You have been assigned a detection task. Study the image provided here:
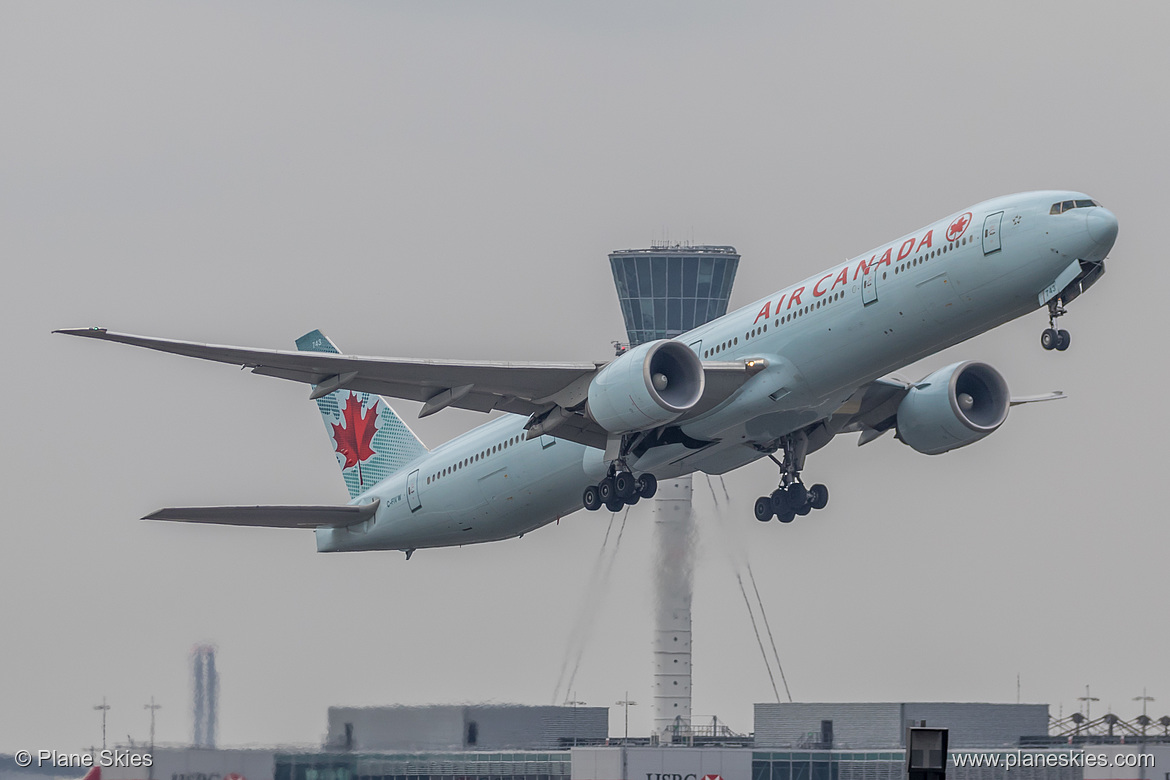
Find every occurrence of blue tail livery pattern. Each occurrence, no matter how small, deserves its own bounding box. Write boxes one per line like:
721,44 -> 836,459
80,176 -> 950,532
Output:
295,330 -> 428,499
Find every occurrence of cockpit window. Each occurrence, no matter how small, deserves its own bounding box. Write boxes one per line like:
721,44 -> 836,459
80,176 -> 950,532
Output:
1050,199 -> 1100,214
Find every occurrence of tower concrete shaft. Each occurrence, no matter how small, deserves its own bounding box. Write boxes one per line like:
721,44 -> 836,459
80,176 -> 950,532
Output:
608,243 -> 739,741
652,475 -> 695,738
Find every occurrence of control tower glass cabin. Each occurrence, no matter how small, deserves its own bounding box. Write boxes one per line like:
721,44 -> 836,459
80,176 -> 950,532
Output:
609,244 -> 740,348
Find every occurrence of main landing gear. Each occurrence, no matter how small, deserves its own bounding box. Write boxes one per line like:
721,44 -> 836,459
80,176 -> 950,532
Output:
1041,297 -> 1071,352
583,470 -> 657,513
753,432 -> 829,524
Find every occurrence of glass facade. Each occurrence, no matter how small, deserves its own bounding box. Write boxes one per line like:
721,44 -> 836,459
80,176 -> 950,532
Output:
276,752 -> 571,780
276,748 -> 1081,780
751,751 -> 1081,780
609,245 -> 740,347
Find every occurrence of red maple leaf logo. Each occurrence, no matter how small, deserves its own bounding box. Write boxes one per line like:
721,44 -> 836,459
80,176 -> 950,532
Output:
332,393 -> 379,485
947,212 -> 972,242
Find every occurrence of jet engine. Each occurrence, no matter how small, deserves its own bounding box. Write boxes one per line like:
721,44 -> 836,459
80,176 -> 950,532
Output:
896,361 -> 1010,455
586,339 -> 705,433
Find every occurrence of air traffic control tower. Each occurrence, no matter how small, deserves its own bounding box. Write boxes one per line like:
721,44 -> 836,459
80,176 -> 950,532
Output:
607,243 -> 740,740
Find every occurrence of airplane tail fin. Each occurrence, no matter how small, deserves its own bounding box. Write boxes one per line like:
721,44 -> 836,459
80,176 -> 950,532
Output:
296,330 -> 428,499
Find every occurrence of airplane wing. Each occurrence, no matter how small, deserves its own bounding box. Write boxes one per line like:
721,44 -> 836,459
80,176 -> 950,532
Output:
1009,391 -> 1066,406
144,501 -> 379,528
55,328 -> 760,449
830,377 -> 1065,446
56,327 -> 602,416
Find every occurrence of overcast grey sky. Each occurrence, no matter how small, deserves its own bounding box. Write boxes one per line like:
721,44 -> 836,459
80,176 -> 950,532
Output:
2,0 -> 1167,752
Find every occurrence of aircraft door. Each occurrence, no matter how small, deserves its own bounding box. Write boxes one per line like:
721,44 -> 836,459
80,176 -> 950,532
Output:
407,468 -> 422,511
861,266 -> 878,305
689,339 -> 703,356
982,211 -> 1003,254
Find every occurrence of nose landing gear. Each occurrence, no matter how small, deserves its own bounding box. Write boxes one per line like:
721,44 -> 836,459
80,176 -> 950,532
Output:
754,432 -> 829,523
1041,298 -> 1071,351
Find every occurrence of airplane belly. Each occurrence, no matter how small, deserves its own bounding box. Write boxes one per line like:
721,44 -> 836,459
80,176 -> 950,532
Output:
464,448 -> 589,543
476,466 -> 512,516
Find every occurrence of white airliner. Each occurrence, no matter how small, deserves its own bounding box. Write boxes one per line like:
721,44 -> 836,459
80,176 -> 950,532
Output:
58,191 -> 1117,557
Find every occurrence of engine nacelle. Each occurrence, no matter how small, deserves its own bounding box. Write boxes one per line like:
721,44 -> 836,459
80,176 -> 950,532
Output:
587,340 -> 705,433
896,361 -> 1010,455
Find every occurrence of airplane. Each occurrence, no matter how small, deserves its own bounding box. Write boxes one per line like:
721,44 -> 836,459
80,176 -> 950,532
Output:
56,190 -> 1117,558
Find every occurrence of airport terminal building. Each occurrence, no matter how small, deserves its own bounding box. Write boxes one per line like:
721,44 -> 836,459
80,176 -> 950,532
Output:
54,703 -> 1166,780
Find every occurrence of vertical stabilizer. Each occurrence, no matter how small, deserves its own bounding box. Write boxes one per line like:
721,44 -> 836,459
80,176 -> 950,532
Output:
296,330 -> 428,499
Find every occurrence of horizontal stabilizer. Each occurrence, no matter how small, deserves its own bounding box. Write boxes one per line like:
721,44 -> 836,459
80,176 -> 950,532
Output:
144,501 -> 379,528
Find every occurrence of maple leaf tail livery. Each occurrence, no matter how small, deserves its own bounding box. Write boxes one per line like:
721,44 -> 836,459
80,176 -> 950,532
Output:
55,190 -> 1118,557
295,329 -> 428,499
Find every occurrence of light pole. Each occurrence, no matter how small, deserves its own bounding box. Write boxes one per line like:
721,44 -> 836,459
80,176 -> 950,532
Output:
94,697 -> 111,750
1134,689 -> 1154,737
615,692 -> 638,743
564,696 -> 586,747
144,697 -> 161,780
145,697 -> 161,749
1078,685 -> 1100,725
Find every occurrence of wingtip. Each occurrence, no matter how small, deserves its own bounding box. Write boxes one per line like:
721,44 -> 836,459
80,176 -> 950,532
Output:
53,326 -> 108,337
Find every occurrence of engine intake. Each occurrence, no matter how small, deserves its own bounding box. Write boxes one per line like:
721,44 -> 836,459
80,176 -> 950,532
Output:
587,340 -> 705,433
896,361 -> 1010,455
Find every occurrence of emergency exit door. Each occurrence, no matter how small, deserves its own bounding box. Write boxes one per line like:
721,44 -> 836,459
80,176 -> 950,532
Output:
407,469 -> 421,511
983,211 -> 1003,254
862,267 -> 878,305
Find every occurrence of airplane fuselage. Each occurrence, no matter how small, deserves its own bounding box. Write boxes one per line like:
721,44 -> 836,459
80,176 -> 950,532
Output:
316,191 -> 1116,553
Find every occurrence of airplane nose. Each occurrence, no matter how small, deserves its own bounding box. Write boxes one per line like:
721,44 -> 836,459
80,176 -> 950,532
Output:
1086,207 -> 1119,250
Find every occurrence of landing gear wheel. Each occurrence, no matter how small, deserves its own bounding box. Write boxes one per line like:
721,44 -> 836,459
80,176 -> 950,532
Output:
614,471 -> 637,500
604,499 -> 624,513
625,492 -> 640,506
770,489 -> 789,515
1041,328 -> 1057,350
754,496 -> 774,522
598,476 -> 615,503
636,473 -> 658,499
1055,329 -> 1071,351
808,484 -> 829,511
760,430 -> 826,525
786,482 -> 808,506
582,485 -> 602,512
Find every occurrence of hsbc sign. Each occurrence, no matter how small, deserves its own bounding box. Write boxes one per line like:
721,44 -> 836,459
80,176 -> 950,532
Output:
596,746 -> 747,780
